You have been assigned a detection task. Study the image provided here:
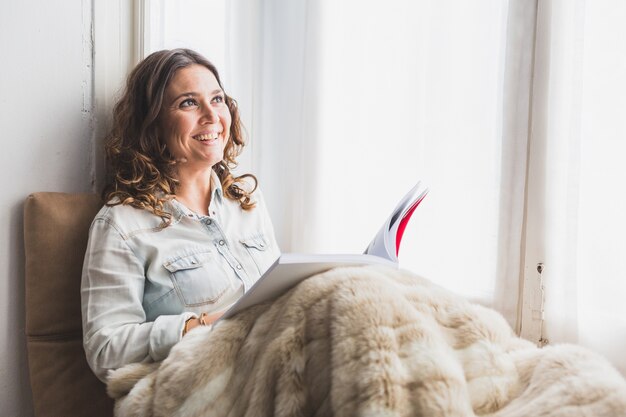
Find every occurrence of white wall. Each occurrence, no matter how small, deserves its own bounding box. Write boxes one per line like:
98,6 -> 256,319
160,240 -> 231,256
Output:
0,1 -> 95,415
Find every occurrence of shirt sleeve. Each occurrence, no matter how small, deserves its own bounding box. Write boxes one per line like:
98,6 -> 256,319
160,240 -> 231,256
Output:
81,217 -> 196,382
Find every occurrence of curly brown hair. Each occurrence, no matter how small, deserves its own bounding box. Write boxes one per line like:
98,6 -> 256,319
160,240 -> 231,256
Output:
102,49 -> 257,225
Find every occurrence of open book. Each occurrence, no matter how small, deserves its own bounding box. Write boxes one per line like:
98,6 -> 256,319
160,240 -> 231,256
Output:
221,181 -> 429,320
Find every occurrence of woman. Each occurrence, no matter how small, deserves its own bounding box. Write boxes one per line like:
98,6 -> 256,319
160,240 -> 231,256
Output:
81,49 -> 280,382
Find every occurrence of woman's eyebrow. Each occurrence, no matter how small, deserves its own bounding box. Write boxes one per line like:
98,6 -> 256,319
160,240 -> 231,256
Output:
171,89 -> 224,103
171,92 -> 197,103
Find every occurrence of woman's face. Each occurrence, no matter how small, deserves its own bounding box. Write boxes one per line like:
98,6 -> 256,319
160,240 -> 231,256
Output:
159,64 -> 232,170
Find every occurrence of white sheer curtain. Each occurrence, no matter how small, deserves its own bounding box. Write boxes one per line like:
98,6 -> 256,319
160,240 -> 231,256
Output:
528,0 -> 626,374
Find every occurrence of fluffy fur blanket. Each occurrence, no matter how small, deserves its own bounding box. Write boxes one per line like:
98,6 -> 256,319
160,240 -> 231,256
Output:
108,266 -> 626,417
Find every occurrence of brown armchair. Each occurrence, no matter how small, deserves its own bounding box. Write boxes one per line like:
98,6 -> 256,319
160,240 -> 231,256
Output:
24,192 -> 113,417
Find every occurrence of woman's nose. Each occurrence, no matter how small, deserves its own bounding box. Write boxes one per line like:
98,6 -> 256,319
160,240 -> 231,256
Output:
200,104 -> 219,124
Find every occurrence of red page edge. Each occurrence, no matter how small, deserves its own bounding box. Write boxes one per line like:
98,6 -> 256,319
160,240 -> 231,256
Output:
395,192 -> 427,256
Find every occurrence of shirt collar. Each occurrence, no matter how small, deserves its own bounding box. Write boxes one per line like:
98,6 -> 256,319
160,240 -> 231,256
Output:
210,170 -> 224,203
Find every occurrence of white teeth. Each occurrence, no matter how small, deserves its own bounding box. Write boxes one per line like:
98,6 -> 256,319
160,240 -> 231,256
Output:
193,133 -> 219,141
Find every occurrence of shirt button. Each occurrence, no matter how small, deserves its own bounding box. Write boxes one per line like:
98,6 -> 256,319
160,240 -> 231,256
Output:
236,264 -> 242,270
206,219 -> 212,225
191,260 -> 197,265
259,243 -> 265,248
219,240 -> 225,246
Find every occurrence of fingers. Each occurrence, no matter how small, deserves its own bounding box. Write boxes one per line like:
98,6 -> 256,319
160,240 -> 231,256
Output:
204,310 -> 224,324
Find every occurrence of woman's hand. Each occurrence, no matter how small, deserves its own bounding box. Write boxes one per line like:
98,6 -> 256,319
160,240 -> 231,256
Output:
183,311 -> 224,336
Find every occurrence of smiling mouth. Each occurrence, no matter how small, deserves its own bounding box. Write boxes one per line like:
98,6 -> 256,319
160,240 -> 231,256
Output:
192,132 -> 220,142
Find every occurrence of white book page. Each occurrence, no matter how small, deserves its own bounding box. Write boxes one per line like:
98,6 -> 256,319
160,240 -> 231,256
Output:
221,253 -> 395,320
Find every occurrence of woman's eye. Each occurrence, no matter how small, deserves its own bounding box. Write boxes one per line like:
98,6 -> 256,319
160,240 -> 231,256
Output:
180,98 -> 198,108
212,95 -> 225,103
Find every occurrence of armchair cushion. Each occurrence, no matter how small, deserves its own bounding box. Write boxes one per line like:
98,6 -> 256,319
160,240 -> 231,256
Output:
24,192 -> 113,417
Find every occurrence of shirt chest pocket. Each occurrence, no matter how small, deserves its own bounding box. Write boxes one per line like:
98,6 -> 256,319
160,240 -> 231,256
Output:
163,250 -> 233,307
239,234 -> 277,275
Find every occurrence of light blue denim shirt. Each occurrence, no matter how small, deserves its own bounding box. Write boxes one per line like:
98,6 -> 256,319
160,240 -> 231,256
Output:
81,174 -> 280,382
